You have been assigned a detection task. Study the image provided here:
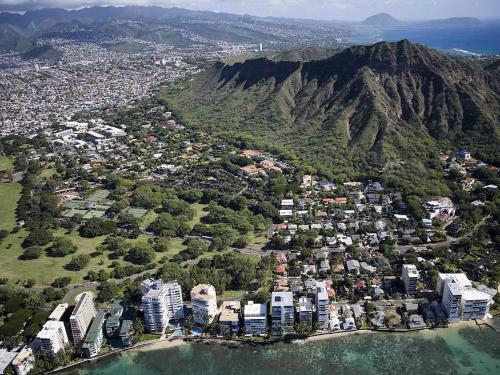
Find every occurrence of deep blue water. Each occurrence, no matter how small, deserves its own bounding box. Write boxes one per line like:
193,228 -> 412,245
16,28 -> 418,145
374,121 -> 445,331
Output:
350,21 -> 500,55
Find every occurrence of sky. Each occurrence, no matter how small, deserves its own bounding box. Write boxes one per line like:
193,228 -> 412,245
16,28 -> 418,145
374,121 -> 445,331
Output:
1,0 -> 500,21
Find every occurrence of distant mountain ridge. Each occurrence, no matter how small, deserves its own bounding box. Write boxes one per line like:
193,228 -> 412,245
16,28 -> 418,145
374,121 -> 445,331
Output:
0,6 -> 293,52
165,40 -> 500,189
362,13 -> 401,26
361,13 -> 482,27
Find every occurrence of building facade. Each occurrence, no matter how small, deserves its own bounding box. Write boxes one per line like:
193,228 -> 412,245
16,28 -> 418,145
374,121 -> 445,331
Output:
37,321 -> 69,357
402,264 -> 419,295
316,281 -> 330,330
244,301 -> 267,335
440,273 -> 494,321
70,292 -> 96,345
271,292 -> 294,335
143,285 -> 169,332
141,279 -> 184,333
298,297 -> 313,326
219,301 -> 240,336
81,311 -> 106,358
191,284 -> 218,325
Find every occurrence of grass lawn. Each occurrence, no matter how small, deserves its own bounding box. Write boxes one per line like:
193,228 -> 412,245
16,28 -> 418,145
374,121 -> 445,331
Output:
221,290 -> 246,300
0,228 -> 110,286
0,156 -> 13,172
246,231 -> 267,251
63,285 -> 98,304
0,196 -> 204,285
139,210 -> 158,230
188,203 -> 208,228
0,183 -> 22,231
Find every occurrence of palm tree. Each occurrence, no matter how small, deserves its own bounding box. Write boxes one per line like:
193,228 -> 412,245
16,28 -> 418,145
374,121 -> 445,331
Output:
183,315 -> 193,336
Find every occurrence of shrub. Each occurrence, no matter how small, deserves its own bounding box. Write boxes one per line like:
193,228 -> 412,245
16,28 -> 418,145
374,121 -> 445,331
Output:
51,276 -> 72,288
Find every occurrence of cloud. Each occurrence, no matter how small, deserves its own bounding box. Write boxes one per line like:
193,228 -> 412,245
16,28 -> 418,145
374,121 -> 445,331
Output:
0,0 -> 499,20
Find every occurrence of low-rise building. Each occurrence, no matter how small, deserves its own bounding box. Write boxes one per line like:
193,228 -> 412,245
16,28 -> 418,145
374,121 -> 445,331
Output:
0,349 -> 17,375
244,301 -> 267,336
11,340 -> 40,375
343,317 -> 356,330
219,301 -> 240,336
298,297 -> 313,326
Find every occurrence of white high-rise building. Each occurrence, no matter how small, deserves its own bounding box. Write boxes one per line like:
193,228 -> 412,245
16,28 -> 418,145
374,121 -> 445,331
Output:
440,273 -> 494,321
244,301 -> 268,335
142,285 -> 169,332
402,264 -> 419,294
37,321 -> 69,357
141,279 -> 184,333
70,292 -> 96,345
298,297 -> 313,325
164,281 -> 184,320
316,281 -> 330,329
442,277 -> 463,322
191,284 -> 218,325
271,292 -> 294,334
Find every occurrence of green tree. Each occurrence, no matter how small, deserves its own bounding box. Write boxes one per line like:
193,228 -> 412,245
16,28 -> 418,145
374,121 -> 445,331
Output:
20,246 -> 43,260
22,228 -> 53,248
65,254 -> 91,271
126,242 -> 155,265
46,237 -> 77,257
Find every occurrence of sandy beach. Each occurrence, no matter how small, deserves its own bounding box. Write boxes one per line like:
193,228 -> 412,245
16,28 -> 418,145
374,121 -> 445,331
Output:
131,338 -> 188,352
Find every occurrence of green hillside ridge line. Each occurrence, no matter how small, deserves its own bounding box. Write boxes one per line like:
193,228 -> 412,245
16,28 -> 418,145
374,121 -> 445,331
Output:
163,40 -> 499,194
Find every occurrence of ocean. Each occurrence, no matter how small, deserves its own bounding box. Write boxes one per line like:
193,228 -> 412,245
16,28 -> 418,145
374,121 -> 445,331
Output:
62,318 -> 500,375
348,21 -> 500,56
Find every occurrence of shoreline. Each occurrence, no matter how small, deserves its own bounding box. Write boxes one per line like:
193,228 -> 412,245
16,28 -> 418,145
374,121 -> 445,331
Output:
53,317 -> 497,373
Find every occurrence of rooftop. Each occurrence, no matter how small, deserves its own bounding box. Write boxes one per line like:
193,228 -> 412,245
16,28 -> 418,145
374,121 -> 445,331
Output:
71,292 -> 94,317
82,311 -> 106,345
191,284 -> 216,301
219,301 -> 240,322
48,303 -> 68,321
244,301 -> 267,318
403,264 -> 419,277
272,292 -> 293,307
37,320 -> 65,340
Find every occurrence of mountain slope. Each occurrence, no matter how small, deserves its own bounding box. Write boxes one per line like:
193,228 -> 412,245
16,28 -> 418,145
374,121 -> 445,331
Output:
164,40 -> 500,190
0,5 -> 347,51
362,13 -> 401,26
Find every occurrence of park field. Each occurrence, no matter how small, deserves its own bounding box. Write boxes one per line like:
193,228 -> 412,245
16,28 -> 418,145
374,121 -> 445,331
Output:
0,183 -> 22,231
0,228 -> 187,286
0,202 -> 192,286
0,155 -> 13,173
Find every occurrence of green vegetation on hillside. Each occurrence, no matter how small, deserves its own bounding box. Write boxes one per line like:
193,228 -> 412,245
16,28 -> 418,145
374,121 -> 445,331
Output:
163,40 -> 500,196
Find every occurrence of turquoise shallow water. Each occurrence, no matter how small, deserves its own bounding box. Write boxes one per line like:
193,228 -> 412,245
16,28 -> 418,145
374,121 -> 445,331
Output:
63,318 -> 500,375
